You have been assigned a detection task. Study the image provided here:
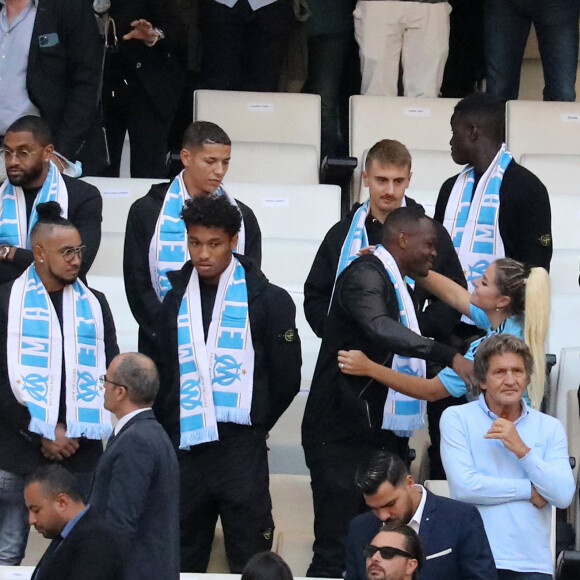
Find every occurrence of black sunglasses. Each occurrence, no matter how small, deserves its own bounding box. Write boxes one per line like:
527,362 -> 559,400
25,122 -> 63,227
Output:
363,545 -> 412,560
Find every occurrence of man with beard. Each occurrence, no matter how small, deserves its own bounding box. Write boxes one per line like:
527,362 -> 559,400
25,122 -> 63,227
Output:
346,451 -> 497,580
0,116 -> 102,285
365,526 -> 423,580
0,202 -> 118,566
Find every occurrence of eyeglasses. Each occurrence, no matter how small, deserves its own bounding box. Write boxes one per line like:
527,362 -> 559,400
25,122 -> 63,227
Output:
363,545 -> 413,560
0,148 -> 42,162
98,375 -> 127,390
59,245 -> 86,262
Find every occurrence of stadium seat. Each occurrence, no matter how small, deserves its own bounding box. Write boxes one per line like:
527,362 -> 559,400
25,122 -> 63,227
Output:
505,101 -> 580,196
349,96 -> 460,204
194,90 -> 321,185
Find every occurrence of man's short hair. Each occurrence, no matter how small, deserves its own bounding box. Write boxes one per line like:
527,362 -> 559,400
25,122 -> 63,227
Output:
114,353 -> 159,406
377,525 -> 424,574
355,451 -> 409,495
382,205 -> 428,246
182,121 -> 231,150
181,194 -> 241,238
452,93 -> 505,142
6,115 -> 53,147
25,465 -> 84,503
365,139 -> 412,171
30,202 -> 77,245
474,334 -> 534,386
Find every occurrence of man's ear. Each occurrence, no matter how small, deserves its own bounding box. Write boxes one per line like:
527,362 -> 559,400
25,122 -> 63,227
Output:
33,244 -> 45,264
406,558 -> 419,577
469,124 -> 479,141
180,148 -> 190,168
362,169 -> 369,188
398,231 -> 409,249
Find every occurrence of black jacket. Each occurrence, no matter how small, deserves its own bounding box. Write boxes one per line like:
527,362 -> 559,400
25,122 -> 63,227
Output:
154,254 -> 301,447
89,410 -> 180,580
435,159 -> 552,271
304,197 -> 466,340
0,281 -> 119,475
32,506 -> 126,580
106,0 -> 186,119
21,0 -> 102,161
302,254 -> 458,446
124,181 -> 262,356
0,176 -> 102,285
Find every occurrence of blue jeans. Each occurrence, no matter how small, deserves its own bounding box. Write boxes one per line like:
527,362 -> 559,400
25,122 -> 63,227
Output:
497,571 -> 552,580
0,470 -> 29,565
485,0 -> 579,101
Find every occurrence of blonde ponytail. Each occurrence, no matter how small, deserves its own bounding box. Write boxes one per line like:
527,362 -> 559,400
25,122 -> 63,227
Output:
523,267 -> 551,409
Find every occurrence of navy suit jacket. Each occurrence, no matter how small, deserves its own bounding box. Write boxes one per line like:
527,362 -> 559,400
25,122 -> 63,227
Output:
89,409 -> 180,580
346,489 -> 498,580
32,506 -> 125,580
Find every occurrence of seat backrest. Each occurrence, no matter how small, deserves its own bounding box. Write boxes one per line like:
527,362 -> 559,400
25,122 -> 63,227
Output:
506,100 -> 580,164
423,479 -> 451,497
350,96 -> 460,204
194,89 -> 321,157
223,142 -> 319,185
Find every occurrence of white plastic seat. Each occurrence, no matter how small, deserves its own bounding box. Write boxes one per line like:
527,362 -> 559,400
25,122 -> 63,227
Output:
506,101 -> 580,199
194,89 -> 321,185
223,182 -> 341,386
349,96 -> 460,204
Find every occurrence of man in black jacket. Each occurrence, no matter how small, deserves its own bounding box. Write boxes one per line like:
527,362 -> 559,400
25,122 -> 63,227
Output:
435,93 -> 552,276
0,202 -> 118,566
26,465 -> 125,580
304,139 -> 467,483
155,193 -> 300,573
102,0 -> 186,177
0,116 -> 102,285
302,207 -> 472,578
124,121 -> 261,359
0,0 -> 101,173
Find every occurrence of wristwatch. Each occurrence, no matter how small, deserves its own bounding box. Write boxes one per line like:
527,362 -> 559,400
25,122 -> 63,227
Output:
0,246 -> 10,262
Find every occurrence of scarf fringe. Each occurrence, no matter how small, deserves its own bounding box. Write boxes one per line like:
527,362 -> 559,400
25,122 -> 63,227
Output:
67,422 -> 113,440
179,426 -> 219,450
29,417 -> 56,441
215,407 -> 252,425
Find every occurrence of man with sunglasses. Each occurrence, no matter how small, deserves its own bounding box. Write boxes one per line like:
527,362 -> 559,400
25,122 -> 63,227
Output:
0,201 -> 118,566
365,526 -> 423,580
90,353 -> 179,580
346,451 -> 497,580
0,116 -> 102,285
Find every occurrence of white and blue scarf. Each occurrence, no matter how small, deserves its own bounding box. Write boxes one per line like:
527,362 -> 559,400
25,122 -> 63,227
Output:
149,172 -> 246,300
0,161 -> 69,248
7,266 -> 111,441
444,144 -> 512,296
373,245 -> 426,437
177,256 -> 254,449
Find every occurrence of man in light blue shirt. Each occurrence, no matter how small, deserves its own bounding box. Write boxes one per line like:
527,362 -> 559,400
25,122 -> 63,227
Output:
441,334 -> 575,579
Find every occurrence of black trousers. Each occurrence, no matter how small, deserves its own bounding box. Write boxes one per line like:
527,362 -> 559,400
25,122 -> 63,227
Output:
303,433 -> 409,578
102,74 -> 170,178
179,427 -> 274,573
198,0 -> 294,91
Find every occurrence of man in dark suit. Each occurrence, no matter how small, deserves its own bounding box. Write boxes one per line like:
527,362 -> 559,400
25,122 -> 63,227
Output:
0,0 -> 102,174
89,352 -> 180,580
346,451 -> 497,580
101,0 -> 185,177
25,464 -> 125,580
